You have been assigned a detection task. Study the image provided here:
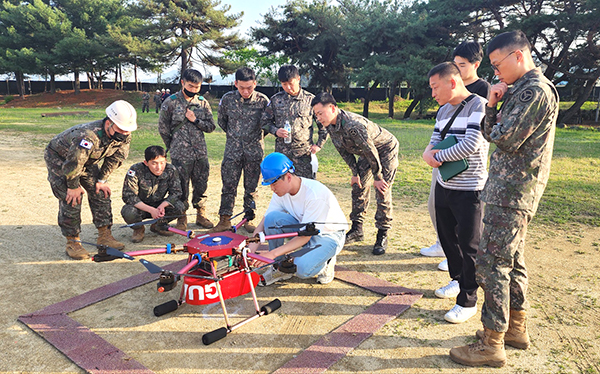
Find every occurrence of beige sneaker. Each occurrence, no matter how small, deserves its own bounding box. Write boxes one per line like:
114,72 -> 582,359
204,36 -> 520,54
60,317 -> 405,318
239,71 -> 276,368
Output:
317,256 -> 336,284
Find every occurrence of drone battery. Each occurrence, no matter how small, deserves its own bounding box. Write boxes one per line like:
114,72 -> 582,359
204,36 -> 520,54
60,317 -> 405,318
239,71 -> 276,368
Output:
197,256 -> 237,276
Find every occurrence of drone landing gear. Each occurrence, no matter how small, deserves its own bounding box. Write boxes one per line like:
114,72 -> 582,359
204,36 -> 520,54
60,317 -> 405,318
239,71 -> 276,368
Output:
202,298 -> 282,345
154,300 -> 180,316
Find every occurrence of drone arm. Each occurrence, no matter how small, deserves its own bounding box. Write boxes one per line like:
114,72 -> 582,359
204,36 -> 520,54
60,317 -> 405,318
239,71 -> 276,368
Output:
167,227 -> 193,238
124,245 -> 180,257
246,252 -> 275,264
178,255 -> 201,274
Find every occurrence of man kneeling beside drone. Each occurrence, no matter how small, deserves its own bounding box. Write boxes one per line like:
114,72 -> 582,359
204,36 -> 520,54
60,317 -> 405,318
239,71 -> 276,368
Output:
248,152 -> 347,285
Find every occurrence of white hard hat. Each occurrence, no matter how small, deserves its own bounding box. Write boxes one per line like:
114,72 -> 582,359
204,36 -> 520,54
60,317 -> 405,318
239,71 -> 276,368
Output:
161,88 -> 165,92
156,89 -> 160,93
106,100 -> 137,132
166,88 -> 170,92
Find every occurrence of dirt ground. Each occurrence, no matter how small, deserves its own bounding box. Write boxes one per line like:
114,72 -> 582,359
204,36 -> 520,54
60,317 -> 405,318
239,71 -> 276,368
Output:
1,106 -> 600,373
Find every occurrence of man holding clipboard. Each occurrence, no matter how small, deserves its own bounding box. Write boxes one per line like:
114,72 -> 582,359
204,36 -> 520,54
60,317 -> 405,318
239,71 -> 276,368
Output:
422,62 -> 489,324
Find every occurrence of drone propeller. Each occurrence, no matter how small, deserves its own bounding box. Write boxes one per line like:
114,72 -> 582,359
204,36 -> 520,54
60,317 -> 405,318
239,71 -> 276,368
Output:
139,258 -> 219,281
230,201 -> 256,221
119,214 -> 193,228
268,222 -> 347,229
74,240 -> 135,262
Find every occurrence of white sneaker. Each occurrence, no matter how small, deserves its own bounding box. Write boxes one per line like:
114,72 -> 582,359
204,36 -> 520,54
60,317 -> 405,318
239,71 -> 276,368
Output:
259,266 -> 293,286
444,304 -> 477,323
438,258 -> 449,272
420,242 -> 445,257
316,256 -> 336,284
435,280 -> 460,299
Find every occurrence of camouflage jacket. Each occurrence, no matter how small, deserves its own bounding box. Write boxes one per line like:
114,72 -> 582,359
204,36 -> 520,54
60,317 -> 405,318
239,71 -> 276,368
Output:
45,120 -> 131,189
142,93 -> 150,102
481,68 -> 559,211
261,88 -> 327,158
153,94 -> 162,105
218,90 -> 269,160
122,162 -> 182,207
158,91 -> 215,160
326,109 -> 398,181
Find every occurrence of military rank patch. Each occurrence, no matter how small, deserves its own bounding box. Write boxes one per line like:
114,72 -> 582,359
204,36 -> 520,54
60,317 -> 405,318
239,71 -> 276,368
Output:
127,169 -> 136,177
79,139 -> 93,149
519,89 -> 534,103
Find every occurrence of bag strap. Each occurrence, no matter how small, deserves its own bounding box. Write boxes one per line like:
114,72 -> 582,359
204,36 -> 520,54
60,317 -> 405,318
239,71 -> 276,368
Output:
440,94 -> 475,140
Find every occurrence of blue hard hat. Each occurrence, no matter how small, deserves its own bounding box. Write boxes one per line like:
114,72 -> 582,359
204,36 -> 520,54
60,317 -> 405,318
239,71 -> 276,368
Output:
261,152 -> 295,185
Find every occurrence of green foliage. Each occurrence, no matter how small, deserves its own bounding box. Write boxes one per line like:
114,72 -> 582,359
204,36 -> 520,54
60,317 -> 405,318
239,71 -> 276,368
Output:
251,0 -> 346,91
220,47 -> 289,85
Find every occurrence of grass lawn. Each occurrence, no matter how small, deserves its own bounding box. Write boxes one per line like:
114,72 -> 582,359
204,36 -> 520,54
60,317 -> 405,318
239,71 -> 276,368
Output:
1,100 -> 599,227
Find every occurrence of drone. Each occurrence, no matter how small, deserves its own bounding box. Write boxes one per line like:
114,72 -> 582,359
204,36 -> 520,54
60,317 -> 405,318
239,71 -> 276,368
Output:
90,208 -> 321,345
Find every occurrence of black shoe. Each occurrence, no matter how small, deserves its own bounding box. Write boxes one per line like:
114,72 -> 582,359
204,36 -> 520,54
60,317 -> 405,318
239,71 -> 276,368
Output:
372,229 -> 388,255
345,221 -> 364,244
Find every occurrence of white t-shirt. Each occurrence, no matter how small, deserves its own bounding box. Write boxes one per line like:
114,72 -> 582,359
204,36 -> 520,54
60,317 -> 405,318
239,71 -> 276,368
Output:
265,178 -> 348,233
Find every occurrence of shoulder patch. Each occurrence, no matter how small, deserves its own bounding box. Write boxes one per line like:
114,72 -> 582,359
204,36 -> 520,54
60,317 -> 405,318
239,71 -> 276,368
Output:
127,169 -> 136,177
519,89 -> 534,103
79,139 -> 93,150
170,94 -> 177,99
198,96 -> 205,101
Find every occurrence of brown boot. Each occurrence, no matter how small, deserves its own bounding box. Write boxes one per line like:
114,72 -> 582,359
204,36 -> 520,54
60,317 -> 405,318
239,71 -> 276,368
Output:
131,226 -> 145,243
209,215 -> 232,233
175,215 -> 187,231
196,207 -> 214,228
450,327 -> 506,367
476,309 -> 530,349
243,220 -> 256,233
66,236 -> 90,260
150,223 -> 175,236
97,225 -> 125,250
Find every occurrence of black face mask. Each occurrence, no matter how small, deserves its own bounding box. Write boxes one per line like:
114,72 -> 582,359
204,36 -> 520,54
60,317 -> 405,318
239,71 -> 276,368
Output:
109,124 -> 128,142
183,88 -> 198,98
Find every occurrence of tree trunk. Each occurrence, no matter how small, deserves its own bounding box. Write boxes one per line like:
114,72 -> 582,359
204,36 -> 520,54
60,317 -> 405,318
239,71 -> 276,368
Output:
403,94 -> 423,119
119,64 -> 123,91
388,81 -> 397,119
50,73 -> 56,94
114,65 -> 119,89
134,60 -> 139,91
559,76 -> 600,125
181,48 -> 189,77
74,68 -> 80,95
15,71 -> 25,98
362,80 -> 379,118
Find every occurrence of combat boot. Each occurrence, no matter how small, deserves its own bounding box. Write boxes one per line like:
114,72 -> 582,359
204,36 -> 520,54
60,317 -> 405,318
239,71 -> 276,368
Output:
175,215 -> 187,231
372,229 -> 388,255
97,225 -> 125,250
196,207 -> 214,228
66,236 -> 90,260
450,327 -> 506,367
209,215 -> 232,233
345,221 -> 364,244
150,222 -> 175,236
131,226 -> 145,243
476,309 -> 530,349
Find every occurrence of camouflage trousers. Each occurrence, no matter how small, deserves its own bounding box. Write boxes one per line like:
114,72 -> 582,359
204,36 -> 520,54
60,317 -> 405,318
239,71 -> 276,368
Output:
476,204 -> 532,332
155,103 -> 160,113
350,143 -> 399,230
219,155 -> 261,216
45,155 -> 112,237
172,156 -> 209,211
142,101 -> 150,113
121,200 -> 186,224
289,153 -> 313,179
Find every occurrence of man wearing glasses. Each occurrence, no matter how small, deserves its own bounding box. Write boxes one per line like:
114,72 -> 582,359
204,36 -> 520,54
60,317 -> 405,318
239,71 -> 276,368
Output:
450,30 -> 559,367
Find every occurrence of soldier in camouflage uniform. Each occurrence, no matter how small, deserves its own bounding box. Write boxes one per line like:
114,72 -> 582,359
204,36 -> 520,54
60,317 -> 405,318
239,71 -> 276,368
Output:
210,67 -> 269,233
261,65 -> 327,178
158,68 -> 216,230
141,91 -> 150,113
44,100 -> 138,260
153,90 -> 162,113
450,30 -> 559,368
311,92 -> 399,256
121,145 -> 185,242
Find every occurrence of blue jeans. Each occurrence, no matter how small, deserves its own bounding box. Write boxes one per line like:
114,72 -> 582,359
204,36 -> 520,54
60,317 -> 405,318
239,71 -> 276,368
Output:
264,211 -> 345,278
